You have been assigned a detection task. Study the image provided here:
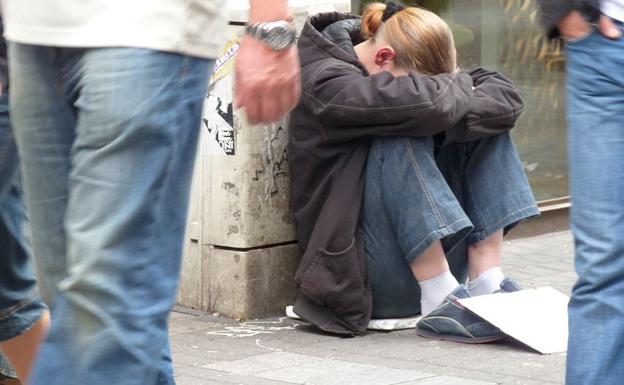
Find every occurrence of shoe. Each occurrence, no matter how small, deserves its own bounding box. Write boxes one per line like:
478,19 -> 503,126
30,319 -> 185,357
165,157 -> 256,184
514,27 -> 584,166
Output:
496,277 -> 523,293
416,285 -> 507,344
0,373 -> 21,385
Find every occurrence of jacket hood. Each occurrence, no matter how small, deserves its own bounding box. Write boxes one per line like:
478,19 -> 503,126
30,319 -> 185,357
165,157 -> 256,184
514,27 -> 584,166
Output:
298,12 -> 367,72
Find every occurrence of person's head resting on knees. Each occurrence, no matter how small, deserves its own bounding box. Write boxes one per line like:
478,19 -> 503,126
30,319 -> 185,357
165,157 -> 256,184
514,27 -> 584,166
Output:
354,2 -> 457,77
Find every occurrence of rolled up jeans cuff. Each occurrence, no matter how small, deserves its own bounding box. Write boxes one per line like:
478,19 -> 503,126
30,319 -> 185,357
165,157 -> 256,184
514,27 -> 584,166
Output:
466,204 -> 540,244
404,217 -> 474,265
0,294 -> 47,342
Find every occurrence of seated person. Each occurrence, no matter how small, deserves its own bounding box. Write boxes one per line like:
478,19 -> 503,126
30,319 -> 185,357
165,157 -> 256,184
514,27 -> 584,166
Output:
288,2 -> 538,343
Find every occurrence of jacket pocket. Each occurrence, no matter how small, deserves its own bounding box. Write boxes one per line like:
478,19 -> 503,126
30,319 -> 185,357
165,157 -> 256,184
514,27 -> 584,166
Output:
299,238 -> 369,324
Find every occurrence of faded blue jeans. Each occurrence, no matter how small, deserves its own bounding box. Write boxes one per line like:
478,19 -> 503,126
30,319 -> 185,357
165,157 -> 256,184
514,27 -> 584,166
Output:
565,25 -> 624,385
9,44 -> 213,385
0,90 -> 46,379
362,134 -> 539,318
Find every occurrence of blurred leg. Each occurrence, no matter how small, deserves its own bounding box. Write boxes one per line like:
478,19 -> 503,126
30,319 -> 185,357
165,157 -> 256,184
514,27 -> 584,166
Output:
565,31 -> 624,385
0,88 -> 48,383
12,44 -> 212,385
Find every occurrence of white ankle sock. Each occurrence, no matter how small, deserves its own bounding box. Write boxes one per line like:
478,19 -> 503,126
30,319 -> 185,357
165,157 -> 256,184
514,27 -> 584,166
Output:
419,270 -> 459,316
468,266 -> 505,296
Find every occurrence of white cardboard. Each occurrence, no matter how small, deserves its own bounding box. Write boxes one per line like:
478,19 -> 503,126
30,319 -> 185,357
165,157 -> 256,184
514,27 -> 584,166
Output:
366,316 -> 421,331
458,287 -> 569,354
285,306 -> 421,331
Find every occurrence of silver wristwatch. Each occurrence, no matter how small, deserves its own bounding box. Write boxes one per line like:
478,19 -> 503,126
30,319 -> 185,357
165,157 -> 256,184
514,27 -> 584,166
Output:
245,20 -> 296,51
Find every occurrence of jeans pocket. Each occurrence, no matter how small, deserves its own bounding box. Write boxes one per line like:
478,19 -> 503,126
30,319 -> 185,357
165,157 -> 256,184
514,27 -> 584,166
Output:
299,239 -> 369,322
565,30 -> 595,45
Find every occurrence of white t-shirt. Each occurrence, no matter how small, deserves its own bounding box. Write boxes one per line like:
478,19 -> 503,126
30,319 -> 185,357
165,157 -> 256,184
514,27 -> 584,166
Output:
603,0 -> 624,22
2,0 -> 227,59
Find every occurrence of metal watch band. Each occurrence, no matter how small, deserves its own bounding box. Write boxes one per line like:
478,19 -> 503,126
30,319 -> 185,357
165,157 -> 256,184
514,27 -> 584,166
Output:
245,20 -> 296,51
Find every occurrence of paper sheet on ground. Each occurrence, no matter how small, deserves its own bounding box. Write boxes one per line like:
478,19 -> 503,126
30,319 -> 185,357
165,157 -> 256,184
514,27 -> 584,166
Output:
458,287 -> 569,354
285,306 -> 421,331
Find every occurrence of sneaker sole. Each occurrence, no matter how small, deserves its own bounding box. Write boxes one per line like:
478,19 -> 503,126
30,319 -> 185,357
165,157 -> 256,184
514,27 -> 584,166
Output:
416,327 -> 507,344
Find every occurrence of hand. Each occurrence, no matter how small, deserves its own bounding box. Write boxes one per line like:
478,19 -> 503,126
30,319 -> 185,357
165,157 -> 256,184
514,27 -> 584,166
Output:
598,14 -> 622,39
559,11 -> 622,40
234,36 -> 301,125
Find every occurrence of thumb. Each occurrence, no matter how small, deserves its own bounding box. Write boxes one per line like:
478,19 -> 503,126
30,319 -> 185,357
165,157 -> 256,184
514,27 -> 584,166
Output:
599,15 -> 622,39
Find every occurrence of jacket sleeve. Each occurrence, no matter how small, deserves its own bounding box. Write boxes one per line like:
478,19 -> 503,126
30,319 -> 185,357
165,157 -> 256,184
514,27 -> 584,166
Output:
304,62 -> 474,143
442,68 -> 525,144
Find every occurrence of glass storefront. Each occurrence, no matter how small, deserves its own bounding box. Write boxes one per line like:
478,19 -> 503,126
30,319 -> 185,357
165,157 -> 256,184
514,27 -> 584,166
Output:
357,0 -> 569,201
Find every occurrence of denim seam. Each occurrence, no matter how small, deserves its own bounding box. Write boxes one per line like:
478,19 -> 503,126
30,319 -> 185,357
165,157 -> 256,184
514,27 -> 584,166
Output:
468,204 -> 539,243
0,303 -> 44,342
404,217 -> 472,265
84,54 -> 190,378
0,290 -> 38,320
134,56 -> 189,374
461,144 -> 492,237
404,138 -> 445,227
64,53 -> 191,373
138,57 -> 187,294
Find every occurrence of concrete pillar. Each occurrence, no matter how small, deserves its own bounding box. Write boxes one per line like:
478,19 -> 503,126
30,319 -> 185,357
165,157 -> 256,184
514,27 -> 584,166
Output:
178,0 -> 352,320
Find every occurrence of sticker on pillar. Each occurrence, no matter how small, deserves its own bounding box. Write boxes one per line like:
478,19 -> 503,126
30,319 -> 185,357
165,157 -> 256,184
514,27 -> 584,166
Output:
209,38 -> 240,86
203,94 -> 236,156
204,44 -> 237,157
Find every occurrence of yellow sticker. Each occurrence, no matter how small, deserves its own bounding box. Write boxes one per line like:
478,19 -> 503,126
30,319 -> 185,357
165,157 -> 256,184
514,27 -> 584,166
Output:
210,38 -> 241,85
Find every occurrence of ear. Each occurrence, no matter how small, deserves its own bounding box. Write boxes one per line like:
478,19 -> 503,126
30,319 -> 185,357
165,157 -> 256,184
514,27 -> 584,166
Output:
374,46 -> 396,67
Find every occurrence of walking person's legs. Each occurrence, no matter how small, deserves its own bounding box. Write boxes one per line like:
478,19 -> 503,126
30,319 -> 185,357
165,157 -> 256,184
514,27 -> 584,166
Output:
565,30 -> 624,385
0,89 -> 49,384
10,44 -> 213,385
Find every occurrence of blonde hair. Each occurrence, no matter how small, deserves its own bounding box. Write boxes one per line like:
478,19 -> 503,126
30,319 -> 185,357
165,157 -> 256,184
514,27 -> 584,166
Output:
361,3 -> 457,75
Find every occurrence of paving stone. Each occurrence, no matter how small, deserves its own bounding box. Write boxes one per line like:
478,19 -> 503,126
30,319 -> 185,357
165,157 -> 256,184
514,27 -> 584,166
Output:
175,374 -> 225,385
255,357 -> 432,385
282,347 -> 508,383
201,352 -> 322,376
418,346 -> 565,383
495,377 -> 563,385
302,333 -> 462,362
176,370 -> 299,385
171,230 -> 575,385
395,375 -> 496,385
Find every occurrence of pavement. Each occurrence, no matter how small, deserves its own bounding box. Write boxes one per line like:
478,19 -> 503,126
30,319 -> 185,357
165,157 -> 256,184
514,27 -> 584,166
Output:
170,230 -> 576,385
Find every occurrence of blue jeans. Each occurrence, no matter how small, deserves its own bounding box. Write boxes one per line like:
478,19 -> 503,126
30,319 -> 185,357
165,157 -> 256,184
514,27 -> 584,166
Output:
0,91 -> 46,378
565,27 -> 624,385
362,134 -> 538,318
9,44 -> 213,385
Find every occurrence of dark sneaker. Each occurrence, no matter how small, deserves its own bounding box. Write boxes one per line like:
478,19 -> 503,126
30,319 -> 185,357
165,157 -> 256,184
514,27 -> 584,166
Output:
416,285 -> 507,344
496,277 -> 523,293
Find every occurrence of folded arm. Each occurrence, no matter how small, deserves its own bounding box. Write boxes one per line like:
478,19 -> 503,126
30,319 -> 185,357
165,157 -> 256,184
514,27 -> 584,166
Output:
442,68 -> 525,144
304,62 -> 474,143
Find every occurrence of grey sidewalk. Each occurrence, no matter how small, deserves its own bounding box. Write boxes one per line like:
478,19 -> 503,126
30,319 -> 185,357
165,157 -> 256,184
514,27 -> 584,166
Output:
171,230 -> 575,385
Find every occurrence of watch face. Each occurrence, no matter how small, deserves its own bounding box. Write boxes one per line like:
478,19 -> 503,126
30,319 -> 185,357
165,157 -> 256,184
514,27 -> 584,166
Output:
263,24 -> 295,51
